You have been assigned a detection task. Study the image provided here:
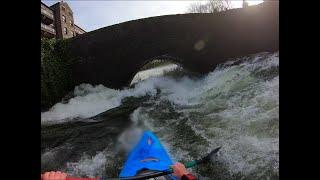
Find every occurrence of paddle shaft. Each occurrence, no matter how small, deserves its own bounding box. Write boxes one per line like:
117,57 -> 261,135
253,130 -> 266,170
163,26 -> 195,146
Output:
119,161 -> 198,180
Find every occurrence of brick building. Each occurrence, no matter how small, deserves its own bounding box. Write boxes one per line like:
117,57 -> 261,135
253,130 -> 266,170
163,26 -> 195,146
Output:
41,1 -> 86,39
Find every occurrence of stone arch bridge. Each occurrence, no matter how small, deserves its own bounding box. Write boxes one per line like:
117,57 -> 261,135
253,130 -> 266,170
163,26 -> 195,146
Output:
67,1 -> 278,89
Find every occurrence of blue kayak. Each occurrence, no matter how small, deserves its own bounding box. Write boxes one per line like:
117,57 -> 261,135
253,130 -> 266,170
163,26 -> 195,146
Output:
119,131 -> 176,179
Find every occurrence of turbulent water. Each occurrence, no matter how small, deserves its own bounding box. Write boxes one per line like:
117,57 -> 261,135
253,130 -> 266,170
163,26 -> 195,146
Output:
130,64 -> 179,85
41,52 -> 279,179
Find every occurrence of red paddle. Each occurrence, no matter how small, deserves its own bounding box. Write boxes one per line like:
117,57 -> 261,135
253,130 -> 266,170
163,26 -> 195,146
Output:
41,173 -> 103,180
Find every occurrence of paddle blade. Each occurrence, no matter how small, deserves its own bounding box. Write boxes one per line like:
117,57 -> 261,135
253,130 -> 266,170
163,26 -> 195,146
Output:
198,146 -> 221,164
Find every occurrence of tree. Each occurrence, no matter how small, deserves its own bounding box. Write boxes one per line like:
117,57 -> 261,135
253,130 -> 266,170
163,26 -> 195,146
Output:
243,0 -> 249,8
187,0 -> 231,13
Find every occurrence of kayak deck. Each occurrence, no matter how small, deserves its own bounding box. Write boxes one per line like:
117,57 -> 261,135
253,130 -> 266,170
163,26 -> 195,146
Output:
119,131 -> 176,179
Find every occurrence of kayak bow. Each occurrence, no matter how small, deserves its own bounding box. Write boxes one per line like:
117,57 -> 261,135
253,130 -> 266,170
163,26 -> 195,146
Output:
119,131 -> 175,179
119,131 -> 221,180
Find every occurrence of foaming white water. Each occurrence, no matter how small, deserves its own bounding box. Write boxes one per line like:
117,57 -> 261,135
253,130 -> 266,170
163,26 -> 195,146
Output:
41,84 -> 120,124
130,64 -> 179,85
41,64 -> 181,124
41,82 -> 159,124
66,151 -> 107,178
116,108 -> 144,153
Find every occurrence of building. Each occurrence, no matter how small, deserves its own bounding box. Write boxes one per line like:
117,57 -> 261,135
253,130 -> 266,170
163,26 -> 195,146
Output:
41,1 -> 86,39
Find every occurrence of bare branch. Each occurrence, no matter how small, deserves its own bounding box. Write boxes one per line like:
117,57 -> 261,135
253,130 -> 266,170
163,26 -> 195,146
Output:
187,0 -> 231,13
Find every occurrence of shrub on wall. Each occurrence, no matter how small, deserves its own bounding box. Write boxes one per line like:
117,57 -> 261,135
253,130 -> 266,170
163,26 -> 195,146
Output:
41,38 -> 74,110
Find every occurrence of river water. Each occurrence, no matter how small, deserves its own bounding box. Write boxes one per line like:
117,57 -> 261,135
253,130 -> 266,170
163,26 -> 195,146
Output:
41,52 -> 279,179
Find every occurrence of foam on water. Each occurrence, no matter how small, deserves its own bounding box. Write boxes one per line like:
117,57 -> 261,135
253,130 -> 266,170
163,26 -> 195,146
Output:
130,64 -> 179,85
116,109 -> 144,153
41,82 -> 159,124
66,151 -> 107,178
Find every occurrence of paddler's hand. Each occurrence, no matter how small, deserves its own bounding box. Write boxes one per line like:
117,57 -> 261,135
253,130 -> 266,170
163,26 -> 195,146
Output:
41,171 -> 67,180
172,162 -> 189,179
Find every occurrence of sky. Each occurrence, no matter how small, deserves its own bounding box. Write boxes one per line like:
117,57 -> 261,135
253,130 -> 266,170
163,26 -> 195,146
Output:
42,0 -> 264,32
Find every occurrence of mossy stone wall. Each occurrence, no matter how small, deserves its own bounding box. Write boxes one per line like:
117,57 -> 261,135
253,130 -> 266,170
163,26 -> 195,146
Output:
41,38 -> 75,110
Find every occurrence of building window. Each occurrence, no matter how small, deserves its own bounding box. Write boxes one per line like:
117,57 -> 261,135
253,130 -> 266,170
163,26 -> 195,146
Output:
62,6 -> 66,11
69,20 -> 73,26
62,15 -> 66,22
73,32 -> 76,36
64,27 -> 68,34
